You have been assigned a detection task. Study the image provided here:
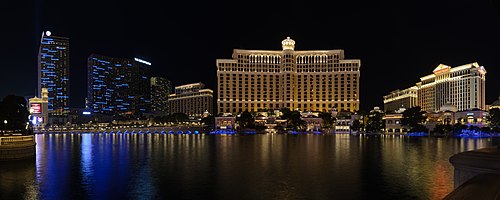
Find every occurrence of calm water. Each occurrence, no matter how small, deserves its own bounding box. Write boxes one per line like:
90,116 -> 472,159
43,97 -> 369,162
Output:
0,133 -> 494,200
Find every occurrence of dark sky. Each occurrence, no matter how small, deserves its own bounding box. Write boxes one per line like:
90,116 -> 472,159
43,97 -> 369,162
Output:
1,0 -> 500,111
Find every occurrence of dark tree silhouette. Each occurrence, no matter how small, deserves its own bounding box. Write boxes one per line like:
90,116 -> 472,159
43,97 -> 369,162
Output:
237,111 -> 254,129
0,95 -> 30,134
319,112 -> 335,128
401,107 -> 427,132
488,108 -> 500,132
365,112 -> 384,133
351,119 -> 363,132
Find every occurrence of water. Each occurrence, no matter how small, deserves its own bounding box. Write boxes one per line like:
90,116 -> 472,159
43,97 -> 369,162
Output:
0,133 -> 494,200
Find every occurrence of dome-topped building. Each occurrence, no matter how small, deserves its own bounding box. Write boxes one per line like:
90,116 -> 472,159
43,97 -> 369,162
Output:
491,95 -> 500,109
281,37 -> 295,50
440,102 -> 458,112
216,37 -> 360,114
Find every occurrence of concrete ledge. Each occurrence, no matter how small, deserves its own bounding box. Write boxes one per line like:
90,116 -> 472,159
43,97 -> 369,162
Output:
449,148 -> 500,188
443,173 -> 500,200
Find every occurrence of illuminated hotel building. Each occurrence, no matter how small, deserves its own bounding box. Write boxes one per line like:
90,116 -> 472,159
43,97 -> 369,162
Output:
168,83 -> 213,116
383,86 -> 418,113
150,77 -> 172,112
385,62 -> 486,113
87,54 -> 151,116
216,37 -> 360,114
417,63 -> 486,112
37,31 -> 70,115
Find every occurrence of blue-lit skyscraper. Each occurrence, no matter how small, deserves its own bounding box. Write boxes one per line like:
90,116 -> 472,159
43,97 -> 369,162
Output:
37,31 -> 70,115
87,54 -> 151,116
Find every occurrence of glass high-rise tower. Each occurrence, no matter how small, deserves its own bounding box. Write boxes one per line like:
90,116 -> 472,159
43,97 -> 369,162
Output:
37,31 -> 70,115
87,54 -> 151,116
150,77 -> 172,113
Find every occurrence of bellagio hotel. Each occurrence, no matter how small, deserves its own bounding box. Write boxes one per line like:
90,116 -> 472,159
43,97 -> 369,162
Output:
216,37 -> 360,114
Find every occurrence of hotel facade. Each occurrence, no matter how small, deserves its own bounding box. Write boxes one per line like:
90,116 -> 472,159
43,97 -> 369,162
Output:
384,62 -> 487,113
216,37 -> 360,114
383,87 -> 418,113
38,31 -> 70,116
87,54 -> 151,116
168,83 -> 213,116
150,77 -> 172,112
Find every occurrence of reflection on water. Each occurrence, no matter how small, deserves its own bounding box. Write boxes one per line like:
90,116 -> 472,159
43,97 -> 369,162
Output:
0,134 -> 494,199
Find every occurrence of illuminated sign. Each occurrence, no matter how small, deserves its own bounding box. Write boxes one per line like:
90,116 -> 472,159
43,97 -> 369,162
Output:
82,111 -> 91,115
31,103 -> 42,114
32,117 -> 43,125
134,58 -> 151,66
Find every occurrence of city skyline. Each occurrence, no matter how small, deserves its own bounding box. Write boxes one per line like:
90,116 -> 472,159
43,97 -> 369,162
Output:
2,0 -> 500,111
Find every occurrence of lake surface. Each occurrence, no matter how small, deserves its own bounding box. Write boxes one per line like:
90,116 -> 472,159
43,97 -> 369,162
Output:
0,133 -> 495,200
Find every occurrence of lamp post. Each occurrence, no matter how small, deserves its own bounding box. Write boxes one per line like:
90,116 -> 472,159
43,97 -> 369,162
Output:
3,120 -> 7,134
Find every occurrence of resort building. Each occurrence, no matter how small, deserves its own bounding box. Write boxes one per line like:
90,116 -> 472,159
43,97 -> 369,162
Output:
383,86 -> 418,113
87,54 -> 151,116
416,63 -> 486,112
424,103 -> 488,131
168,83 -> 213,117
216,37 -> 361,114
384,108 -> 409,133
38,31 -> 70,116
384,62 -> 486,113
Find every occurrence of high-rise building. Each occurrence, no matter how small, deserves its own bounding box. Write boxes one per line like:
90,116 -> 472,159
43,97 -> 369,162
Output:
150,77 -> 172,112
87,54 -> 151,116
216,37 -> 361,114
38,31 -> 70,115
386,62 -> 486,113
417,63 -> 486,112
383,86 -> 418,113
168,83 -> 213,116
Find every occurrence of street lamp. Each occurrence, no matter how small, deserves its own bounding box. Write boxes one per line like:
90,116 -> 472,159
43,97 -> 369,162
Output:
3,120 -> 7,134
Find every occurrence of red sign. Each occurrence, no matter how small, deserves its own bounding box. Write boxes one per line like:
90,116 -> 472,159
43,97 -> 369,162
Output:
31,103 -> 42,114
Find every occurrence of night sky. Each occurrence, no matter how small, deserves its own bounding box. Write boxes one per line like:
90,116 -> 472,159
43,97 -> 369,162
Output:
1,0 -> 499,111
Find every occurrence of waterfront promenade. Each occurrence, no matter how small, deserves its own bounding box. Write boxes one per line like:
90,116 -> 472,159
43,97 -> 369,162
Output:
34,125 -> 205,135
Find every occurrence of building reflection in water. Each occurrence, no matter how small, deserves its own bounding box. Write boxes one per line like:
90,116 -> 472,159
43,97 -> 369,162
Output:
0,133 -> 493,199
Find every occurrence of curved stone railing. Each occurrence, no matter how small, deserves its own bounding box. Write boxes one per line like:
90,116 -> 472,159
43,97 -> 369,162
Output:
446,147 -> 500,199
0,135 -> 35,146
0,135 -> 36,161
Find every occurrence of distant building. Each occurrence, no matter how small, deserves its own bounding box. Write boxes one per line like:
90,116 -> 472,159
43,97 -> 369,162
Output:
300,111 -> 323,132
168,83 -> 213,117
216,37 -> 360,114
87,54 -> 151,116
29,88 -> 49,127
384,108 -> 409,133
37,31 -> 70,116
386,62 -> 486,113
150,77 -> 172,113
334,110 -> 362,133
424,103 -> 488,130
490,95 -> 500,110
215,113 -> 236,131
416,63 -> 486,112
383,86 -> 418,113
